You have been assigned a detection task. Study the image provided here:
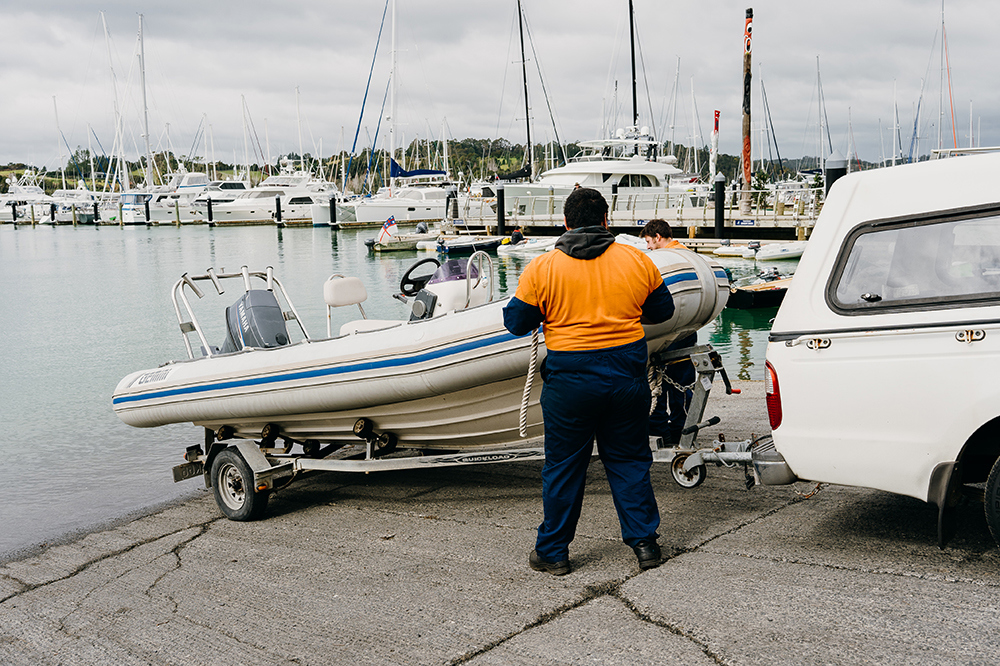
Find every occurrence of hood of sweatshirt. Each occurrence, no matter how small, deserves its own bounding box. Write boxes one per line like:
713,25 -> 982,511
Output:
554,225 -> 616,260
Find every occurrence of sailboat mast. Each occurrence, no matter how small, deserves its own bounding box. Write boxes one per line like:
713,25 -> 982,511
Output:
101,11 -> 125,192
969,100 -> 973,148
442,118 -> 450,179
938,0 -> 944,150
201,115 -> 209,175
209,123 -> 217,180
669,58 -> 679,156
241,96 -> 250,185
628,0 -> 638,130
389,0 -> 397,192
87,124 -> 96,191
53,96 -> 66,190
264,118 -> 271,174
892,82 -> 897,166
517,0 -> 531,176
690,79 -> 699,173
138,14 -> 153,189
296,86 -> 304,172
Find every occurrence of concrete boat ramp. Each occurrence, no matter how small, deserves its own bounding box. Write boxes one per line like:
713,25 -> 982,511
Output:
1,381 -> 997,665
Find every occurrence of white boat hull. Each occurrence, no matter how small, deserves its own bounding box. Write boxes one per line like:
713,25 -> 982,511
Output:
350,200 -> 446,225
756,241 -> 807,261
113,250 -> 730,450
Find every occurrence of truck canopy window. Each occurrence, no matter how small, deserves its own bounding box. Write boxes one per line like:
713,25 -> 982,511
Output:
832,214 -> 1000,312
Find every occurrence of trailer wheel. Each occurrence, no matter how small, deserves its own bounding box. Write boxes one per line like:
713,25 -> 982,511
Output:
985,457 -> 1000,547
211,448 -> 269,521
375,432 -> 398,456
353,418 -> 374,439
671,453 -> 706,489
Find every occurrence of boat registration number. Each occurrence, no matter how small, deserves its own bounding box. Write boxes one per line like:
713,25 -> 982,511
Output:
172,461 -> 205,483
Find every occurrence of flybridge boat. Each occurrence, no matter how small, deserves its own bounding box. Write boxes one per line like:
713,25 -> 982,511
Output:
500,127 -> 709,222
112,249 -> 730,520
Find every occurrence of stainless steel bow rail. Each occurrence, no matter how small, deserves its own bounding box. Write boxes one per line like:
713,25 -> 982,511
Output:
171,266 -> 310,359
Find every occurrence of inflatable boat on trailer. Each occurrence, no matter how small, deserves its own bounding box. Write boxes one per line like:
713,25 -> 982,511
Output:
112,250 -> 732,519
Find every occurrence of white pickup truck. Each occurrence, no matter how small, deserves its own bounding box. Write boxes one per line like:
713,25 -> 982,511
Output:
754,152 -> 1000,548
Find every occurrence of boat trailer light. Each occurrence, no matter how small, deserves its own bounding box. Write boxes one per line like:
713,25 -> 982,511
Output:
256,483 -> 269,492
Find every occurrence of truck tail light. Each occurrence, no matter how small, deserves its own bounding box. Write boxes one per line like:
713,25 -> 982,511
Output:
765,360 -> 782,430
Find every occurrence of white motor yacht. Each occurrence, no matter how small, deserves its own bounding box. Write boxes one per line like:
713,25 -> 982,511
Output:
49,183 -> 97,224
0,171 -> 55,224
202,169 -> 339,226
109,170 -> 213,225
501,127 -> 707,223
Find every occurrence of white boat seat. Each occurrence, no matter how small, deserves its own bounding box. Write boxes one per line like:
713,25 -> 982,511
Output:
325,274 -> 369,337
340,319 -> 405,335
324,275 -> 368,308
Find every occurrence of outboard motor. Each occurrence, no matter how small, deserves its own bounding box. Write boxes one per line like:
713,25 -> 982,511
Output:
220,289 -> 291,353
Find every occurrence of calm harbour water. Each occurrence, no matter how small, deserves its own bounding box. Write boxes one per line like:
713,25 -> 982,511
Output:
0,224 -> 784,559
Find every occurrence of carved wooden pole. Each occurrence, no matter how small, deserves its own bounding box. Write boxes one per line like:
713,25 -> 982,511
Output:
740,8 -> 753,215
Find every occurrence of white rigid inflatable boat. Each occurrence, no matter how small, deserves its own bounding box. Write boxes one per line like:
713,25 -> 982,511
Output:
113,250 -> 730,453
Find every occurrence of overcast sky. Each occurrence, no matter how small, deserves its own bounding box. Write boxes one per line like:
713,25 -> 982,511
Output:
2,0 -> 995,172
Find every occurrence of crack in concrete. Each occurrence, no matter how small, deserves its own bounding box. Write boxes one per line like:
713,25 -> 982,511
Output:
686,495 -> 1000,588
140,528 -> 302,663
612,591 -> 729,665
0,575 -> 27,597
45,525 -> 213,644
444,495 -> 808,664
446,579 -> 626,665
143,524 -> 210,615
705,547 -> 1000,587
0,517 -> 222,606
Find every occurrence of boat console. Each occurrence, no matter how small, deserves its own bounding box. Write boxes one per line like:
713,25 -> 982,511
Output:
410,257 -> 492,320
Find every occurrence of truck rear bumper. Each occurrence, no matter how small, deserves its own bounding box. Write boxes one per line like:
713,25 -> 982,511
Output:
751,436 -> 798,485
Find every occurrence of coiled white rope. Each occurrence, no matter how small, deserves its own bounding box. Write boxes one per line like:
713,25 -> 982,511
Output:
647,359 -> 697,417
647,363 -> 664,416
518,328 -> 539,438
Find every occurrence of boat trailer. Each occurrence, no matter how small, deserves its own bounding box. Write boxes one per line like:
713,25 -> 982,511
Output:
172,343 -> 755,521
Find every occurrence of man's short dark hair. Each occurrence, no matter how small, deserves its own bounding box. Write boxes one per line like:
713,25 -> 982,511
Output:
563,187 -> 609,229
640,219 -> 673,240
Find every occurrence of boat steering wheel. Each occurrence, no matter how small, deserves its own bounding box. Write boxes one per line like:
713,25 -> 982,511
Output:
399,257 -> 441,296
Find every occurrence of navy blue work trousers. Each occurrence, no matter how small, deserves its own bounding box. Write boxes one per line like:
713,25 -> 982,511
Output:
535,340 -> 660,563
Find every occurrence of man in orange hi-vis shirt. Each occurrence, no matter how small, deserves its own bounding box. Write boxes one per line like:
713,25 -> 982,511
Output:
503,188 -> 675,575
641,219 -> 698,446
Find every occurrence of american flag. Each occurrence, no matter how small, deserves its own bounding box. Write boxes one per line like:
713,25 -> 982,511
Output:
376,215 -> 397,243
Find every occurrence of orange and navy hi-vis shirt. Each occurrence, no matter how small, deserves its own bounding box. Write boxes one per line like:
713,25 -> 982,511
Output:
508,238 -> 669,352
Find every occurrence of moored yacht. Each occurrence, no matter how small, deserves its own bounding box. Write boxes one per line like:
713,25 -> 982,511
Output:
109,170 -> 213,225
0,171 -> 54,223
343,161 -> 452,227
49,183 -> 98,224
501,127 -> 707,225
201,168 -> 339,226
